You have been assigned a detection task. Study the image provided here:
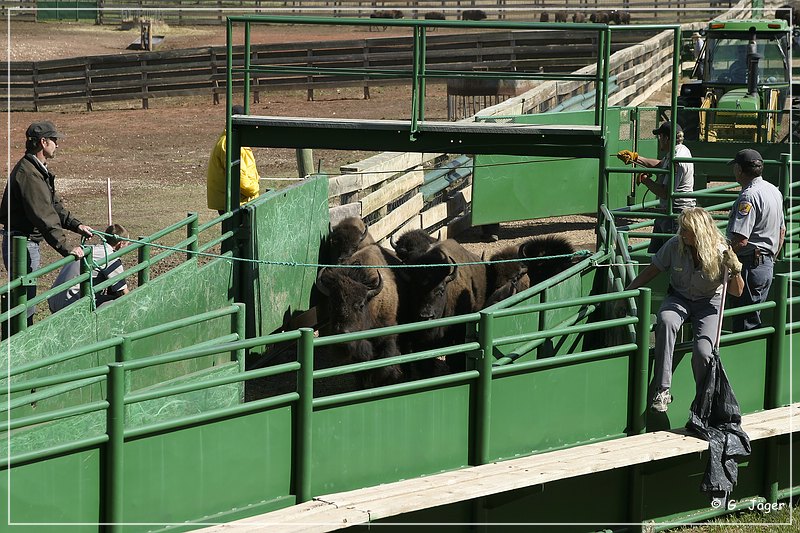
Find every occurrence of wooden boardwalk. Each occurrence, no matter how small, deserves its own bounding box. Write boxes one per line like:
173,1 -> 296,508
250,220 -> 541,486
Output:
198,403 -> 798,532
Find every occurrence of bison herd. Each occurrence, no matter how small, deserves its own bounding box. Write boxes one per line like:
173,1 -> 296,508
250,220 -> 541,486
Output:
315,218 -> 578,388
368,10 -> 632,28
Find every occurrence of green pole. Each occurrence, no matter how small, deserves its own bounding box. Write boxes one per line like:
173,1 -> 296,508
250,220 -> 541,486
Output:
418,26 -> 427,124
187,212 -> 198,261
295,149 -> 314,179
79,248 -> 91,299
106,363 -> 125,532
115,336 -> 130,364
233,303 -> 246,374
778,153 -> 790,261
475,311 -> 494,465
768,275 -> 788,409
11,236 -> 28,335
409,26 -> 422,139
296,328 -> 314,502
137,236 -> 150,286
594,28 -> 605,126
632,288 -> 651,435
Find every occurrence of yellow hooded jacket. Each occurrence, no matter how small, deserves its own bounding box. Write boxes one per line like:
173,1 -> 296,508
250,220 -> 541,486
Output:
206,131 -> 260,211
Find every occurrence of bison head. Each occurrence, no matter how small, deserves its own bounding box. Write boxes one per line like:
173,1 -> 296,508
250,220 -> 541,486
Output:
409,249 -> 457,320
328,217 -> 374,263
391,229 -> 437,263
518,235 -> 575,285
316,267 -> 383,334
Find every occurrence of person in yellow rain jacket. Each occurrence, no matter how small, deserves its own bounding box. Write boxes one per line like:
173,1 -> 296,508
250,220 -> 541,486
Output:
206,105 -> 261,214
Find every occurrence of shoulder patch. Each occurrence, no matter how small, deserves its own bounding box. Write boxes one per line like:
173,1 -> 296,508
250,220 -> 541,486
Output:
737,201 -> 752,216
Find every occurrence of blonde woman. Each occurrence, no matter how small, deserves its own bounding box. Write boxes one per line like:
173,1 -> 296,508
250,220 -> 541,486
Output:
625,207 -> 743,412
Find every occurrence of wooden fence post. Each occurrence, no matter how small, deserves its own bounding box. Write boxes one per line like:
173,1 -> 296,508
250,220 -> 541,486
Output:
141,59 -> 149,110
85,61 -> 93,111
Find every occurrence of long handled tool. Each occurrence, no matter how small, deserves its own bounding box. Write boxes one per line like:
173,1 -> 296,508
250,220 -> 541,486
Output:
712,270 -> 730,357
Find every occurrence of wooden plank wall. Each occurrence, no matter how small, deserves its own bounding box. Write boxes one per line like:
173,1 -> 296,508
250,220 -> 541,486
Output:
1,30 -> 652,111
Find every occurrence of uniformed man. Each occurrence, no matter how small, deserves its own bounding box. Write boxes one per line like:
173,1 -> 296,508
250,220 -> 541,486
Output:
1,121 -> 93,324
726,149 -> 785,331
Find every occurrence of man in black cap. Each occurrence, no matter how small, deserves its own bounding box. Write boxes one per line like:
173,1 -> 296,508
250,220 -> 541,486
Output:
726,148 -> 785,331
1,121 -> 93,323
618,121 -> 696,253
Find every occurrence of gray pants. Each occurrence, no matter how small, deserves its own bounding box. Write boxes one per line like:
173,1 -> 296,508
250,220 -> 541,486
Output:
653,291 -> 722,393
728,254 -> 774,332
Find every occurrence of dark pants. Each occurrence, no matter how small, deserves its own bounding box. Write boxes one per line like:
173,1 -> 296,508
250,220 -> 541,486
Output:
2,235 -> 40,321
728,254 -> 774,332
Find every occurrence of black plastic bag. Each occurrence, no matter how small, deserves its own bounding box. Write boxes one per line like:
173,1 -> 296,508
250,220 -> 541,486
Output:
685,352 -> 751,502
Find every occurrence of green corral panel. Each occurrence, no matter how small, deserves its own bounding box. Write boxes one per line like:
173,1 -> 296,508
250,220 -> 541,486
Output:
122,407 -> 293,528
96,257 -> 235,393
126,363 -> 242,428
4,255 -> 236,420
2,298 -> 99,419
472,109 -> 628,225
311,385 -> 472,495
684,140 -> 793,185
489,356 -> 630,461
247,176 -> 329,336
782,329 -> 799,406
36,2 -> 97,21
2,448 -> 101,530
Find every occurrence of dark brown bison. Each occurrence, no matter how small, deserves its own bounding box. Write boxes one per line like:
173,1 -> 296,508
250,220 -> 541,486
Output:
424,11 -> 446,21
590,11 -> 610,24
609,10 -> 631,24
369,10 -> 402,31
328,217 -> 375,263
555,11 -> 568,23
572,12 -> 586,23
315,244 -> 404,388
539,12 -> 549,23
404,239 -> 486,371
484,235 -> 576,307
391,229 -> 437,264
461,9 -> 487,21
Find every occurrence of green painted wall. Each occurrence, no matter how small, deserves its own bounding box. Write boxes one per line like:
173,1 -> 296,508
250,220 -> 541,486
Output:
472,109 -> 629,225
246,176 -> 329,337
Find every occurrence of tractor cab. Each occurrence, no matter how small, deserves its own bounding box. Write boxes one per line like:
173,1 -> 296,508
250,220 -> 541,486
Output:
678,19 -> 791,143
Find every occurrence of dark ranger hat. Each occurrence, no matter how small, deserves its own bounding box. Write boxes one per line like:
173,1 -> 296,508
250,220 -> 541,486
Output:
727,148 -> 763,166
652,121 -> 682,136
26,121 -> 65,141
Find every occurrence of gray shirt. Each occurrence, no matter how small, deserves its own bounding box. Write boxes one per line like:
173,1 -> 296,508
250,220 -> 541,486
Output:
652,236 -> 725,300
657,143 -> 696,212
726,177 -> 785,257
48,243 -> 127,312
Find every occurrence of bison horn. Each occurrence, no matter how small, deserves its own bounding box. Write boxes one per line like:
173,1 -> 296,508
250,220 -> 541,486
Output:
359,222 -> 370,243
365,270 -> 383,299
389,232 -> 397,250
315,267 -> 331,296
444,255 -> 458,283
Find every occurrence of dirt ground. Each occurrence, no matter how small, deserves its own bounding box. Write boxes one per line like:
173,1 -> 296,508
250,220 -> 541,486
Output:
2,20 -> 670,321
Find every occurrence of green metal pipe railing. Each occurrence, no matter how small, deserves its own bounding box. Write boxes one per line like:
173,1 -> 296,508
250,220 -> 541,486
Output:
1,434 -> 109,469
494,316 -> 637,349
125,392 -> 300,441
5,375 -> 107,412
7,365 -> 109,395
492,290 -> 640,319
8,400 -> 108,432
493,343 -> 639,378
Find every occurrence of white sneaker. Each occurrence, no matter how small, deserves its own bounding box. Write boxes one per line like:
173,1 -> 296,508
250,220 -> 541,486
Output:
651,388 -> 673,412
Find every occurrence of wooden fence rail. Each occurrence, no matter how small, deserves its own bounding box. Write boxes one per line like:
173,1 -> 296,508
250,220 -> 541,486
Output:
1,0 -> 747,25
1,29 -> 653,110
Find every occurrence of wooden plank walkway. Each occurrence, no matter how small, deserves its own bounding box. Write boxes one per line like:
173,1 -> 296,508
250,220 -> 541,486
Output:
197,403 -> 798,532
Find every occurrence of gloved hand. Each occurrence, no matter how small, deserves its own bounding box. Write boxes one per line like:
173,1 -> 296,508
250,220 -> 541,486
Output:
722,246 -> 742,276
616,149 -> 638,165
636,173 -> 651,185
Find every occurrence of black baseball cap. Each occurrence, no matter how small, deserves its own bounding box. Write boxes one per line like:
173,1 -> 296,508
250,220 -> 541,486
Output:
727,148 -> 763,166
26,121 -> 64,141
652,121 -> 682,136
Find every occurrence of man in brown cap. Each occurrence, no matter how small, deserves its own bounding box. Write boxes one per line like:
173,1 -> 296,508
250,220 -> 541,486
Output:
1,120 -> 93,323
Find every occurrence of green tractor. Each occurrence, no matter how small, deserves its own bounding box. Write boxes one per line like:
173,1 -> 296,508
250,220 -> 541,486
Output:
677,18 -> 794,144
